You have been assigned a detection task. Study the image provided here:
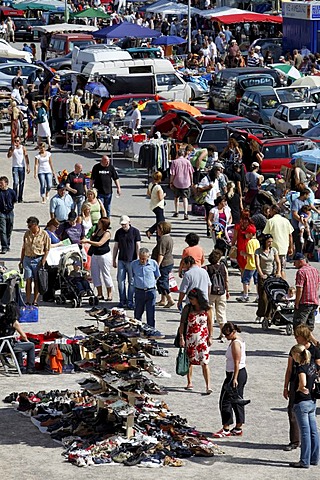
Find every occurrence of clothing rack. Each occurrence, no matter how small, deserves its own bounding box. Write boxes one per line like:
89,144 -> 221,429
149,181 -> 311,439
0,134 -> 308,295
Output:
138,138 -> 171,183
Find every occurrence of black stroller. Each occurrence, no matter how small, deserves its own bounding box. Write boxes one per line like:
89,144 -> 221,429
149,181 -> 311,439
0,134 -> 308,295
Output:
262,276 -> 294,335
54,250 -> 98,308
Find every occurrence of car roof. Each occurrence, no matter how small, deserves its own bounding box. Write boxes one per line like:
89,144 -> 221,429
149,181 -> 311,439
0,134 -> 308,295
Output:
260,136 -> 306,145
0,63 -> 38,68
201,121 -> 256,130
279,102 -> 317,108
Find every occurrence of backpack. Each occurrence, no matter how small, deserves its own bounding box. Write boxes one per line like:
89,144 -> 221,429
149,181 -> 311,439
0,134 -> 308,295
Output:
205,264 -> 226,296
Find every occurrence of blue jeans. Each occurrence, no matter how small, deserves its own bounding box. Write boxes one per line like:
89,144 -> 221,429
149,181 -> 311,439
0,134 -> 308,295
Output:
12,166 -> 25,202
117,260 -> 134,306
0,211 -> 14,251
134,288 -> 156,327
98,193 -> 112,218
73,195 -> 85,216
293,400 -> 319,467
38,172 -> 52,198
14,341 -> 35,370
157,263 -> 173,295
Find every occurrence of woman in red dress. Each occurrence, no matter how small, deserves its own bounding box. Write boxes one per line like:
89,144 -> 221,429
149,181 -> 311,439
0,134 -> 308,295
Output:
231,209 -> 254,273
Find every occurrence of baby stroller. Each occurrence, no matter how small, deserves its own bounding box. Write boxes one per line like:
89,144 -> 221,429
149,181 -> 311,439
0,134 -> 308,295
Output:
212,223 -> 235,266
261,276 -> 294,335
54,250 -> 98,308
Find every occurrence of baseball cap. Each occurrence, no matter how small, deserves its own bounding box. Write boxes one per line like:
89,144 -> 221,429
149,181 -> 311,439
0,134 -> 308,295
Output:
214,162 -> 224,169
57,183 -> 66,190
68,211 -> 77,221
293,252 -> 305,261
246,224 -> 257,234
252,162 -> 260,168
119,215 -> 130,225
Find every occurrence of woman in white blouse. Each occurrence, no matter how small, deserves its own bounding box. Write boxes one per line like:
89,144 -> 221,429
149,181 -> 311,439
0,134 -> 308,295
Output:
146,171 -> 166,239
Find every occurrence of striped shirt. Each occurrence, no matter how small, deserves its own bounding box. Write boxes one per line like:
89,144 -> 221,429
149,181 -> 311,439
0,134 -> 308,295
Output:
295,264 -> 320,305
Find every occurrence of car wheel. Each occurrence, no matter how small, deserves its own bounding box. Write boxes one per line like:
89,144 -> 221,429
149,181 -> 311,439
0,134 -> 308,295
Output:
286,323 -> 293,336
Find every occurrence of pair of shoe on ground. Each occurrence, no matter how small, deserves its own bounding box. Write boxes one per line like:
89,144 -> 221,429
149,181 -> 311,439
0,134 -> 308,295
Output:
213,427 -> 243,438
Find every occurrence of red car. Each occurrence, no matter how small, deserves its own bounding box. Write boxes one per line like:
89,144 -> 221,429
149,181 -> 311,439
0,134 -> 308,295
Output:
101,94 -> 164,113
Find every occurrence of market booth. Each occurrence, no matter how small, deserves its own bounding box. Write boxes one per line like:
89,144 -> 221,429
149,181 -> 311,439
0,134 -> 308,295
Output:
282,1 -> 320,53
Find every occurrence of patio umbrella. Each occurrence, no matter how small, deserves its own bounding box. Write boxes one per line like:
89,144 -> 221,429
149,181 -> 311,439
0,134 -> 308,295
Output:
73,7 -> 110,19
93,22 -> 161,39
151,35 -> 187,46
162,101 -> 202,116
85,82 -> 109,97
270,63 -> 302,81
291,76 -> 320,88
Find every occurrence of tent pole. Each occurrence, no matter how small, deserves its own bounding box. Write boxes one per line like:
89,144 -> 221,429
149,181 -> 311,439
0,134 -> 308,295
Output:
188,0 -> 191,53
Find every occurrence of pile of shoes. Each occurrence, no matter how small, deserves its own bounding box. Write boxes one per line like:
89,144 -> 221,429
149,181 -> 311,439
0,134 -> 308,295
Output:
4,388 -> 224,468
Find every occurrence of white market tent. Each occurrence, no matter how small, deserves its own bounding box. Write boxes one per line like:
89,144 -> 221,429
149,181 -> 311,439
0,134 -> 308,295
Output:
0,39 -> 32,62
33,23 -> 98,33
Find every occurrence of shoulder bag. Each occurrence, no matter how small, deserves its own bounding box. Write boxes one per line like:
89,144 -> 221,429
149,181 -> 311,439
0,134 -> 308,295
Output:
176,348 -> 189,376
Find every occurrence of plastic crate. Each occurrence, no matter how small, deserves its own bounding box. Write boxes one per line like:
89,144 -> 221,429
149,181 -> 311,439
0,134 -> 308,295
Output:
19,306 -> 39,323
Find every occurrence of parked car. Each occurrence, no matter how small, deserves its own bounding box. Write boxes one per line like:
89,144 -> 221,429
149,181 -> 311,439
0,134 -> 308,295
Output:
249,38 -> 283,62
308,108 -> 320,128
124,100 -> 164,130
0,63 -> 42,91
238,86 -> 280,125
47,33 -> 95,59
14,17 -> 45,41
270,102 -> 317,135
101,94 -> 165,114
208,67 -> 282,113
45,52 -> 72,71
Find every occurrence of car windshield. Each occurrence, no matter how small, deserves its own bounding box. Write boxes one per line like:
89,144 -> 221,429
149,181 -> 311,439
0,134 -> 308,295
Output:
289,106 -> 314,121
303,125 -> 320,137
261,95 -> 279,109
277,90 -> 304,103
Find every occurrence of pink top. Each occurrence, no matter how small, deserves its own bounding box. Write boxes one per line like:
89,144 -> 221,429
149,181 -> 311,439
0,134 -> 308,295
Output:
170,156 -> 194,189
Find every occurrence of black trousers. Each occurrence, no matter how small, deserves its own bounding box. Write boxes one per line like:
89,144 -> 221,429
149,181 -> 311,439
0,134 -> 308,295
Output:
219,368 -> 248,426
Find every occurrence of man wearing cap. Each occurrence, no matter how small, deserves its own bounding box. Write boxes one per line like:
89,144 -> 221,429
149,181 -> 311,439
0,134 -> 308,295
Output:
293,253 -> 320,331
90,155 -> 121,218
131,247 -> 160,327
50,184 -> 73,222
131,101 -> 142,132
263,205 -> 294,278
113,215 -> 141,309
66,163 -> 87,215
56,210 -> 85,245
19,216 -> 50,305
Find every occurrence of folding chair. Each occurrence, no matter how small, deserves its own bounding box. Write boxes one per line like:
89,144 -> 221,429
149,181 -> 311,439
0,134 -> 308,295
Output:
0,336 -> 22,376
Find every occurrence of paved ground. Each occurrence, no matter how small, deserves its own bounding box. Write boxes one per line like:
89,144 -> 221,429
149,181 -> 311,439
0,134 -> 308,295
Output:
0,128 -> 319,480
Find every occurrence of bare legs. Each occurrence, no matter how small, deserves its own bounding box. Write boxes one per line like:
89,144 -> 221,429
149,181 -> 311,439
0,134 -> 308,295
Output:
186,364 -> 211,392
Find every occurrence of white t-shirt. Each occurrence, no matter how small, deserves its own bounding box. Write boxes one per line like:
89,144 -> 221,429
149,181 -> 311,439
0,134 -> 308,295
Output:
148,182 -> 165,211
199,176 -> 220,206
36,152 -> 52,174
131,108 -> 141,130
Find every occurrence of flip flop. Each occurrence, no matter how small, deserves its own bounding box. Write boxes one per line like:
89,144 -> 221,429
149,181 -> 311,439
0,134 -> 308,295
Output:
184,386 -> 193,391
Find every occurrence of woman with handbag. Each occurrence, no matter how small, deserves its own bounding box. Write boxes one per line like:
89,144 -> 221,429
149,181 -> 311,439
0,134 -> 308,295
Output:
151,221 -> 174,308
179,288 -> 213,394
81,217 -> 113,301
146,171 -> 166,239
213,322 -> 248,438
288,344 -> 319,468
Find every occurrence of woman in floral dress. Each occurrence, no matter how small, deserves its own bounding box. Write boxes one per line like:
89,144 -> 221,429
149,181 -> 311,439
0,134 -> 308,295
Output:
179,288 -> 213,394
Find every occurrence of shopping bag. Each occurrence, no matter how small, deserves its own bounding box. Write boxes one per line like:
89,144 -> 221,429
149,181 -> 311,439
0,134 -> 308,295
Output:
169,272 -> 178,292
37,265 -> 48,295
176,348 -> 189,376
19,306 -> 39,323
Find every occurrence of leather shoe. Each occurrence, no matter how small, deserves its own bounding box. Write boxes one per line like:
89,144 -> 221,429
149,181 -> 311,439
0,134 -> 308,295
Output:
284,444 -> 299,451
289,462 -> 309,468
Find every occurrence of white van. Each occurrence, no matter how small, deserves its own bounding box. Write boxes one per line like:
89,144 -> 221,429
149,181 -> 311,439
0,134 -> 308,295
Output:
72,45 -> 132,73
78,58 -> 191,102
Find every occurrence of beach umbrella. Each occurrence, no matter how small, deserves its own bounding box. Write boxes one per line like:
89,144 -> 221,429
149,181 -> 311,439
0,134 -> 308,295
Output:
85,82 -> 109,97
162,101 -> 202,116
73,7 -> 110,19
291,75 -> 320,88
151,35 -> 187,46
270,63 -> 302,81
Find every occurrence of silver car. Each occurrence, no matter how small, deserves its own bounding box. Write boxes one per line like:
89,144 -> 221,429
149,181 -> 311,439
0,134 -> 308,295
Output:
0,63 -> 42,91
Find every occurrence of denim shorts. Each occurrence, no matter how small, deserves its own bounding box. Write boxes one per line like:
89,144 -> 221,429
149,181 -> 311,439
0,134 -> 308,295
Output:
242,269 -> 258,285
23,256 -> 42,280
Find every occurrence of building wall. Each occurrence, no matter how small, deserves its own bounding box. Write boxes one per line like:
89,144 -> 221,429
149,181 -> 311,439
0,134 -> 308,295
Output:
283,18 -> 312,52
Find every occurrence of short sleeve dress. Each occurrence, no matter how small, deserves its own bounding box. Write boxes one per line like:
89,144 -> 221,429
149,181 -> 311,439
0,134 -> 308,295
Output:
186,310 -> 210,365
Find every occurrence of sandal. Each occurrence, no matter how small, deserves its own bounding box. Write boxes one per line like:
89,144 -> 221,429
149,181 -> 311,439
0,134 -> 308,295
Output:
106,298 -> 113,302
32,302 -> 39,307
184,386 -> 193,391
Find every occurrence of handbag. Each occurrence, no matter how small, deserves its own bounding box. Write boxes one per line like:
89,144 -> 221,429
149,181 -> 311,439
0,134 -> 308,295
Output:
169,271 -> 178,292
176,348 -> 189,376
37,265 -> 48,295
193,187 -> 208,205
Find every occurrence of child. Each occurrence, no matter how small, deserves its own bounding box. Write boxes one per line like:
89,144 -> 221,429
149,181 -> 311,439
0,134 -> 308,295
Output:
298,205 -> 313,244
236,224 -> 260,303
69,260 -> 91,297
277,286 -> 296,309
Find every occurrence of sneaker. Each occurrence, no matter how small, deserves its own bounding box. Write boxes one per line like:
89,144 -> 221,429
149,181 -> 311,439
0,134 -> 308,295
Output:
172,212 -> 179,218
255,316 -> 261,323
117,302 -> 126,308
236,296 -> 249,303
213,428 -> 231,438
183,214 -> 189,220
127,303 -> 135,310
230,428 -> 243,436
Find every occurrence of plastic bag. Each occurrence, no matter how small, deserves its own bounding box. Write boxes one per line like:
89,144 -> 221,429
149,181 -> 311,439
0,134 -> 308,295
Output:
176,348 -> 189,376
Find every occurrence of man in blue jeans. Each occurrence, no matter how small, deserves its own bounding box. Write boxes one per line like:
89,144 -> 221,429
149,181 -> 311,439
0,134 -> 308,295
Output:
90,155 -> 121,218
113,215 -> 141,309
131,248 -> 160,327
0,176 -> 17,254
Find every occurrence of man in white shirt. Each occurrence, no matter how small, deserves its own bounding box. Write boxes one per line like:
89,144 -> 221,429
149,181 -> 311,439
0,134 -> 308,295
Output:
131,101 -> 142,132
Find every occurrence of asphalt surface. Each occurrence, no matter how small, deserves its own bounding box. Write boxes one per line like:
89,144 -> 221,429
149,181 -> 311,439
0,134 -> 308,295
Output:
0,52 -> 320,478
